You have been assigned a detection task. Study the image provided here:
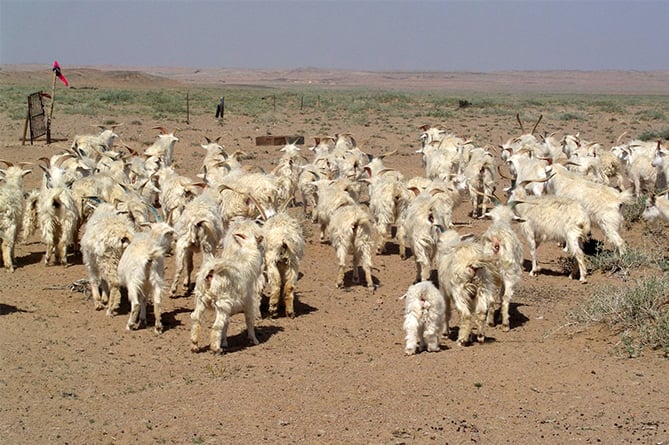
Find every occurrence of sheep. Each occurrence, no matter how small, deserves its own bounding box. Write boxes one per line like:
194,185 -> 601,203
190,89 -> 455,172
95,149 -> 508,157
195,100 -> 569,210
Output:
38,161 -> 80,266
509,178 -> 591,282
117,222 -> 175,333
0,161 -> 32,272
545,163 -> 632,254
190,218 -> 265,353
258,207 -> 305,318
327,203 -> 376,288
170,189 -> 224,296
437,229 -> 502,346
80,202 -> 135,315
401,281 -> 446,355
479,204 -> 524,330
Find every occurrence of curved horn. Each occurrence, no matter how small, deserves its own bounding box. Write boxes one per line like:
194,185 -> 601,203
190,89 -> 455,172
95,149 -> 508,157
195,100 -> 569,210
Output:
615,131 -> 628,145
377,149 -> 398,160
248,195 -> 268,221
152,126 -> 168,135
530,114 -> 543,135
516,113 -> 525,133
0,159 -> 14,167
497,165 -> 515,181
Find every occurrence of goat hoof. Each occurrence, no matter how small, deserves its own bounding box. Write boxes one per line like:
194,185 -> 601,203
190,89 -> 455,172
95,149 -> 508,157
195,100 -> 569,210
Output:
154,325 -> 164,334
477,335 -> 485,344
502,325 -> 510,332
190,345 -> 201,353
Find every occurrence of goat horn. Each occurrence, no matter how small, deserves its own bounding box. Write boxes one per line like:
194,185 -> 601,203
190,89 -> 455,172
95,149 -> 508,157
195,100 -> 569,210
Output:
378,149 -> 398,159
497,165 -> 514,180
152,126 -> 168,135
248,195 -> 268,221
0,159 -> 14,167
530,114 -> 543,135
615,131 -> 628,145
516,113 -> 525,133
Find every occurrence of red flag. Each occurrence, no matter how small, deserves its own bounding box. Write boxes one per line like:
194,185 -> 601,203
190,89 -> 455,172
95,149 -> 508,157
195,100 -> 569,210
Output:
52,60 -> 69,87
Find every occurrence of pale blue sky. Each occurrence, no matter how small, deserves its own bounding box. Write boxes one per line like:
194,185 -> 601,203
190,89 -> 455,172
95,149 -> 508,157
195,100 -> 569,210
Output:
1,0 -> 667,72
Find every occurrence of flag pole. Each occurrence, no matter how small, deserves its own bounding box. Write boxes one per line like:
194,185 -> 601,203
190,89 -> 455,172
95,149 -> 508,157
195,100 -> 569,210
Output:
47,68 -> 57,144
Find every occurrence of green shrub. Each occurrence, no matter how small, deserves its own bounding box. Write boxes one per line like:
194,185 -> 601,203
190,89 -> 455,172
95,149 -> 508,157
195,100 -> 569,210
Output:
638,128 -> 669,141
570,275 -> 669,357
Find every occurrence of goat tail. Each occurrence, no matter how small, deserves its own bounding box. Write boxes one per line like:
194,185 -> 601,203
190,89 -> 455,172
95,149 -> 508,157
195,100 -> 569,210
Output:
19,190 -> 40,243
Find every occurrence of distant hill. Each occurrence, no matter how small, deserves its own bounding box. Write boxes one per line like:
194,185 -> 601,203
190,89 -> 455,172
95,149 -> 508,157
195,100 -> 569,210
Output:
2,64 -> 668,94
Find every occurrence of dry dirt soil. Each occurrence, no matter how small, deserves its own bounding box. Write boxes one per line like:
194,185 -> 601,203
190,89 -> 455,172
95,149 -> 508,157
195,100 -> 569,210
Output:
0,67 -> 668,445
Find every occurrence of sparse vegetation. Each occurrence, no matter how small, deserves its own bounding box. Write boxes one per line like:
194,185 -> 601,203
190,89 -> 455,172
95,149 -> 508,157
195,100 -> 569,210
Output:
570,275 -> 669,357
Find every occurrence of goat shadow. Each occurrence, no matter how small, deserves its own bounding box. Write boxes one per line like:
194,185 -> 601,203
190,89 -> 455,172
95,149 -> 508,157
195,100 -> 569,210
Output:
197,325 -> 285,354
15,250 -> 45,268
0,303 -> 32,316
113,290 -> 189,333
445,302 -> 530,343
259,292 -> 318,319
522,259 -> 572,278
339,268 -> 379,289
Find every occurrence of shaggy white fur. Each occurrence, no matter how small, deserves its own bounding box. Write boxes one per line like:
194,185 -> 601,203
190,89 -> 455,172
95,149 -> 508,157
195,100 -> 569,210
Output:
401,281 -> 446,355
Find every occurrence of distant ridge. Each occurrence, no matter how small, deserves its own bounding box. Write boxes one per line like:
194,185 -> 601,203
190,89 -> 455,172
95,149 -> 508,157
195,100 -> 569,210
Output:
2,64 -> 668,95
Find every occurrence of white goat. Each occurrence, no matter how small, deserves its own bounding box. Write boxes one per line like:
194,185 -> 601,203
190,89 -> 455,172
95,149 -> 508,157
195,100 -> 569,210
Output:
170,190 -> 223,296
643,190 -> 669,224
260,209 -> 305,318
327,204 -> 376,288
190,218 -> 265,353
509,179 -> 591,282
397,185 -> 457,282
651,142 -> 668,191
437,229 -> 502,346
480,204 -> 524,330
117,222 -> 175,333
38,161 -> 80,266
71,124 -> 121,158
401,281 -> 446,355
545,163 -> 632,254
81,202 -> 135,315
0,161 -> 32,272
314,178 -> 357,243
367,168 -> 412,254
144,127 -> 179,167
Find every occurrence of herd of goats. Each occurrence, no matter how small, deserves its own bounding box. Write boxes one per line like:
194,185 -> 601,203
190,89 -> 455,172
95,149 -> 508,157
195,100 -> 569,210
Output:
0,116 -> 667,355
